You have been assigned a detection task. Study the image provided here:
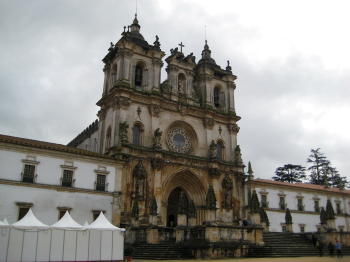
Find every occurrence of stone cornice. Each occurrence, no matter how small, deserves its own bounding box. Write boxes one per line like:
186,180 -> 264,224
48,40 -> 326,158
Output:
250,179 -> 350,197
0,178 -> 120,196
97,86 -> 241,124
265,207 -> 349,217
114,144 -> 243,175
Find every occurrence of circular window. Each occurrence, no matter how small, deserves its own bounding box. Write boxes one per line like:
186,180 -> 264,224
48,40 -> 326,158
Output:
166,127 -> 192,153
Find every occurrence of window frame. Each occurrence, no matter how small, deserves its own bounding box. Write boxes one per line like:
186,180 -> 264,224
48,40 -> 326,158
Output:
21,156 -> 39,183
57,207 -> 72,219
94,166 -> 110,192
16,202 -> 33,221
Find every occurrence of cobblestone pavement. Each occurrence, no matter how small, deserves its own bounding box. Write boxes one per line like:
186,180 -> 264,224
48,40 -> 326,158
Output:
134,256 -> 349,262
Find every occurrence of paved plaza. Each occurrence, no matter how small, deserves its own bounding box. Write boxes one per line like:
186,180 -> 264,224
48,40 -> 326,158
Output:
135,257 -> 349,262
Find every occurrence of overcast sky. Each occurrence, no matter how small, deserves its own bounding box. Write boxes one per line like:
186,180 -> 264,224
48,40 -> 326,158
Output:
0,0 -> 349,181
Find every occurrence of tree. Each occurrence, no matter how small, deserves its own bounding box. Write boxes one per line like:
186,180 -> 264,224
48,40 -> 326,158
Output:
307,148 -> 348,189
272,164 -> 306,183
307,148 -> 329,185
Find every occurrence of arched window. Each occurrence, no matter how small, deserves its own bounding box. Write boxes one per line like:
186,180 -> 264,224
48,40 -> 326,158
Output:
214,87 -> 220,108
132,124 -> 142,145
178,73 -> 186,94
135,63 -> 144,88
105,126 -> 111,150
216,140 -> 224,160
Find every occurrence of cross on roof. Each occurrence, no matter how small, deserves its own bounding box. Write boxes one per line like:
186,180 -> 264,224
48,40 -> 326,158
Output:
178,42 -> 185,53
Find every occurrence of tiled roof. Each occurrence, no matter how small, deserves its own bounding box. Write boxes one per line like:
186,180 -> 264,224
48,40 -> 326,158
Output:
0,134 -> 114,160
252,178 -> 350,195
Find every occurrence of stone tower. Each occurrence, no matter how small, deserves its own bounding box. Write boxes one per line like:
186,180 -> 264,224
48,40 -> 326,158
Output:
69,15 -> 263,258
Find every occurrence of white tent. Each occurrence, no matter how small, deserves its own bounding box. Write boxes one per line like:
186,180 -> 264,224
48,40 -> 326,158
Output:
50,211 -> 85,261
88,212 -> 125,261
0,210 -> 125,262
6,209 -> 49,262
0,218 -> 10,262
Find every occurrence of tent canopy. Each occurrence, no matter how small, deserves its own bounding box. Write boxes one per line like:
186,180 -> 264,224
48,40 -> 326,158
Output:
88,212 -> 125,231
12,208 -> 49,229
51,211 -> 84,230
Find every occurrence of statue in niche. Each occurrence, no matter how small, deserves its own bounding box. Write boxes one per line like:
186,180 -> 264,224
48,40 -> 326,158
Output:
222,175 -> 233,209
209,140 -> 217,159
153,128 -> 162,150
178,74 -> 186,95
133,161 -> 146,200
119,121 -> 129,144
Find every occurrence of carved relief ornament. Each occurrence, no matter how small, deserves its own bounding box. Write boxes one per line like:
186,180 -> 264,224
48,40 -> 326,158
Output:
203,117 -> 214,129
149,104 -> 161,117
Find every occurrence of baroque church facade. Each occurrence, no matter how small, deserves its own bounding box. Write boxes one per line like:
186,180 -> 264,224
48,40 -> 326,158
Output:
68,15 -> 263,256
2,14 -> 349,259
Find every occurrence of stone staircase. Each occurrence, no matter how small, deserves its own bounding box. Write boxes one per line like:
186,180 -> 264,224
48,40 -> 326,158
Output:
248,232 -> 320,257
132,243 -> 192,260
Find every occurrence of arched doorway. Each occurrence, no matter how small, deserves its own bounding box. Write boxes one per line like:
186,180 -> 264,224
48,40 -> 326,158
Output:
167,187 -> 189,227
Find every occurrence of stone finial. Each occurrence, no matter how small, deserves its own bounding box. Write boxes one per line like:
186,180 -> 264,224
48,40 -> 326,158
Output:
201,40 -> 212,59
250,190 -> 260,213
149,197 -> 158,216
320,207 -> 327,224
259,208 -> 270,226
234,145 -> 244,166
119,121 -> 129,144
188,200 -> 196,218
206,185 -> 217,210
209,140 -> 217,160
247,161 -> 254,181
131,199 -> 139,218
177,191 -> 187,214
153,128 -> 162,150
326,199 -> 335,220
226,60 -> 232,71
285,208 -> 293,225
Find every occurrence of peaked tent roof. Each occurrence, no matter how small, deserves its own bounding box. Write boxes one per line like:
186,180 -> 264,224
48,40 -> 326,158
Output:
12,208 -> 49,229
88,212 -> 125,231
51,211 -> 83,230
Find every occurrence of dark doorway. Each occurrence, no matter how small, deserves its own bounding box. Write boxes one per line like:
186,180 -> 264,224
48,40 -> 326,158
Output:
167,187 -> 189,227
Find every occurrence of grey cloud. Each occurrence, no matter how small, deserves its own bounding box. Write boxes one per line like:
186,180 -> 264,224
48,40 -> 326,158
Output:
0,0 -> 348,182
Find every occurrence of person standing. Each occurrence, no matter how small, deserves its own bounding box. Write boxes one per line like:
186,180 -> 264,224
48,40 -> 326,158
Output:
328,242 -> 334,257
335,240 -> 342,258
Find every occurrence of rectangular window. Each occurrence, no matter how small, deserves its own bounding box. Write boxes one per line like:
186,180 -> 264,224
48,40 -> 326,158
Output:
336,202 -> 342,215
18,207 -> 30,220
314,200 -> 320,212
57,207 -> 71,219
297,198 -> 304,211
92,210 -> 105,221
62,170 -> 73,187
279,197 -> 286,210
22,164 -> 35,183
261,195 -> 268,208
96,174 -> 106,191
300,225 -> 305,233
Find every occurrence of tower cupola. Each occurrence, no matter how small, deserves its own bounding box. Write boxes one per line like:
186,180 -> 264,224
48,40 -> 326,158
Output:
130,14 -> 141,33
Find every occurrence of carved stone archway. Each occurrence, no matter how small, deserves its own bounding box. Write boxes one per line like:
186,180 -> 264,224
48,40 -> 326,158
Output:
161,170 -> 206,226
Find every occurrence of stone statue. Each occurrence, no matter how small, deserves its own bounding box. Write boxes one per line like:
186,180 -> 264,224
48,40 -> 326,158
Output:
326,199 -> 335,220
132,199 -> 139,218
119,121 -> 129,144
206,185 -> 217,210
209,140 -> 217,160
153,128 -> 162,150
222,175 -> 233,209
285,208 -> 292,225
149,197 -> 158,216
133,161 -> 146,199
